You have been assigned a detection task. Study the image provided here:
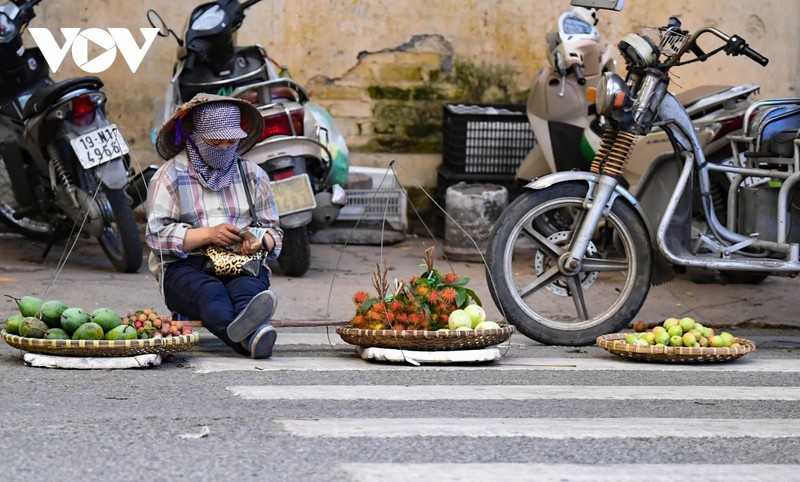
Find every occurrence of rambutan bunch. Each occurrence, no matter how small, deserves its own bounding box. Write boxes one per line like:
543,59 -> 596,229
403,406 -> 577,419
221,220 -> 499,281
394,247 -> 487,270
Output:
348,247 -> 482,331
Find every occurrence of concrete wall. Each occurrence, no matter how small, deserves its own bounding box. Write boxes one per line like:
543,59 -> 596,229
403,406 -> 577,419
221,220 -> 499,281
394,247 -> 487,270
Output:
28,0 -> 800,189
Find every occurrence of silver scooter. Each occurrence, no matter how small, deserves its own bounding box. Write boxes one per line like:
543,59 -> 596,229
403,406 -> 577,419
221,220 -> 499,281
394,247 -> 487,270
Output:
517,6 -> 760,200
487,6 -> 780,346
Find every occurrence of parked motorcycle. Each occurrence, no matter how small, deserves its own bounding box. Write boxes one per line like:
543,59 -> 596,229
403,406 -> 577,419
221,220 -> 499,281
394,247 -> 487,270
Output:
146,0 -> 349,277
487,11 -> 776,346
0,0 -> 144,273
517,6 -> 760,203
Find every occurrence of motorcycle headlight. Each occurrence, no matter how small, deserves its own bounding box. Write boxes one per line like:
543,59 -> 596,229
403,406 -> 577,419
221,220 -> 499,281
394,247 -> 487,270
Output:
191,5 -> 225,31
617,33 -> 658,68
595,72 -> 631,117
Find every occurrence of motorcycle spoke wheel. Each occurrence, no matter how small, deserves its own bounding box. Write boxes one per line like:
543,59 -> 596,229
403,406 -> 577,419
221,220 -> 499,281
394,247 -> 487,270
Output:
486,182 -> 652,346
0,156 -> 53,240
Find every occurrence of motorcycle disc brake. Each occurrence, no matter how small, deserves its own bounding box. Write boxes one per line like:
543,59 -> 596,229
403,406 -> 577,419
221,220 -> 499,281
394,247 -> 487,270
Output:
534,230 -> 599,296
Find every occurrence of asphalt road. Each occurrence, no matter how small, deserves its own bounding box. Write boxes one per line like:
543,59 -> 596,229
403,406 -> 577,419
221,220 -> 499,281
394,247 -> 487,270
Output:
1,229 -> 799,481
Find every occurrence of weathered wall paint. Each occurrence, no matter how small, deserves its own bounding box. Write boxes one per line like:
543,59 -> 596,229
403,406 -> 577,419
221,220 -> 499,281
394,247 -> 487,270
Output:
26,0 -> 800,189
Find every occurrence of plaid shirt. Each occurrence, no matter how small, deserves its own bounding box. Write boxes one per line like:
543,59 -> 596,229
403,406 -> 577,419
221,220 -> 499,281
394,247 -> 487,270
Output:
145,152 -> 283,276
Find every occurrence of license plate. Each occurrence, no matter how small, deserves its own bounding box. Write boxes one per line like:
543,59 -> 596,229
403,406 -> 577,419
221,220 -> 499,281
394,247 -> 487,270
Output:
70,124 -> 130,169
269,174 -> 317,215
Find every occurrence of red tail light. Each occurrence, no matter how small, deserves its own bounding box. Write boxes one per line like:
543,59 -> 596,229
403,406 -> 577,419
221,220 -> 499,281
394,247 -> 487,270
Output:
271,167 -> 296,181
259,109 -> 304,142
709,116 -> 745,143
71,94 -> 96,126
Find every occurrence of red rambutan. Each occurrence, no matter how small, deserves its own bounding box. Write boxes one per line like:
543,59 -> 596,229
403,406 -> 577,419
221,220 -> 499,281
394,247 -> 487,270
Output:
444,272 -> 459,284
351,314 -> 367,328
441,287 -> 457,303
427,290 -> 440,304
353,290 -> 370,304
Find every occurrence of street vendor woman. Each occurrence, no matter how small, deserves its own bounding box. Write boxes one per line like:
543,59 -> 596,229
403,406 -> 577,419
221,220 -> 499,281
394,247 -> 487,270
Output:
146,93 -> 283,359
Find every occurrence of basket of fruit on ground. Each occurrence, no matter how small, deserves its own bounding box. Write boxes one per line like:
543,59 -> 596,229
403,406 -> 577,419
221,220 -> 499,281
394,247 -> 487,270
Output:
336,247 -> 514,351
596,317 -> 756,363
3,295 -> 198,357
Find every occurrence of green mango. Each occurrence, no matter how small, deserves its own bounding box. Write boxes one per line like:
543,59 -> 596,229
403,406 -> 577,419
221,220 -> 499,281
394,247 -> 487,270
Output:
71,322 -> 104,340
104,324 -> 137,341
19,317 -> 48,338
91,308 -> 122,333
61,307 -> 90,334
17,296 -> 43,318
5,314 -> 24,335
45,328 -> 71,340
40,300 -> 69,329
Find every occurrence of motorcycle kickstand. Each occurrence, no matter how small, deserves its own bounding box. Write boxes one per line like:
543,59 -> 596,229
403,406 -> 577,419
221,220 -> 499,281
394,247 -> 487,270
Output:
40,235 -> 57,260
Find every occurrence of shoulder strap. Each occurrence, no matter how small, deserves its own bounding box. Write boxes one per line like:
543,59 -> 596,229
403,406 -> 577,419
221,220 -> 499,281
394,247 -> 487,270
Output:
238,160 -> 262,227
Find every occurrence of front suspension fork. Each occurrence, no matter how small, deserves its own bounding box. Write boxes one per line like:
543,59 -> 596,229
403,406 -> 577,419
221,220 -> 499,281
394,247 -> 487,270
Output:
564,128 -> 638,268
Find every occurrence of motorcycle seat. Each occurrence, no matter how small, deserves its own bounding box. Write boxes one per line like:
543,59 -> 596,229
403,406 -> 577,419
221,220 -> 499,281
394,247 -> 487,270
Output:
22,76 -> 104,119
674,85 -> 733,109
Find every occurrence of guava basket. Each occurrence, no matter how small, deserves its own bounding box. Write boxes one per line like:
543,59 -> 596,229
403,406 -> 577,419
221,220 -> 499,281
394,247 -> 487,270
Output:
1,330 -> 200,357
336,324 -> 515,351
596,333 -> 756,363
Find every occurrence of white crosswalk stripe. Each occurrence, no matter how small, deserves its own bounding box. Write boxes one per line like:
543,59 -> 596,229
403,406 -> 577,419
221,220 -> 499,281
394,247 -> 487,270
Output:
203,334 -> 800,481
338,463 -> 800,482
275,417 -> 800,439
193,355 -> 800,373
229,384 -> 800,401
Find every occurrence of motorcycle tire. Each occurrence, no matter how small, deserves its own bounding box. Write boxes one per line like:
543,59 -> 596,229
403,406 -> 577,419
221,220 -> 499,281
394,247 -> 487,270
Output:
486,181 -> 652,346
96,188 -> 142,273
0,156 -> 53,241
277,227 -> 310,277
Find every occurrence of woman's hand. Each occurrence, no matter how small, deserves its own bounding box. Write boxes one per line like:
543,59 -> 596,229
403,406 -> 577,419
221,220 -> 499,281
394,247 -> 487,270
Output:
183,223 -> 242,252
208,224 -> 242,247
240,238 -> 261,255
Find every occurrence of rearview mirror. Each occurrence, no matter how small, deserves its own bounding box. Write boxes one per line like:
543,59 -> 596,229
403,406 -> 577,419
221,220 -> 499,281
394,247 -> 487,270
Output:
570,0 -> 625,10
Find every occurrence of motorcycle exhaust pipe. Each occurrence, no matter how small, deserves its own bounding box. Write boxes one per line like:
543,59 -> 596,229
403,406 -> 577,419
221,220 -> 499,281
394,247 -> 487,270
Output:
126,166 -> 158,209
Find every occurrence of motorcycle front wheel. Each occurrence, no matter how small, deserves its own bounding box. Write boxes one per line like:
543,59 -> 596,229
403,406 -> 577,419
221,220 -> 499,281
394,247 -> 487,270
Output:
278,227 -> 310,277
96,188 -> 142,273
486,182 -> 653,346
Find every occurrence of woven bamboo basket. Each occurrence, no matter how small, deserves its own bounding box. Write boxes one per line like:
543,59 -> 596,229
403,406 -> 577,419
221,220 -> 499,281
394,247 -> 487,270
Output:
336,325 -> 515,351
596,333 -> 756,363
2,330 -> 200,357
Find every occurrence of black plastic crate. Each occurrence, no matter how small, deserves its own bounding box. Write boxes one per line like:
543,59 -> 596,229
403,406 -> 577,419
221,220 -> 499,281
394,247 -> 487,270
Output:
442,103 -> 536,176
432,164 -> 527,236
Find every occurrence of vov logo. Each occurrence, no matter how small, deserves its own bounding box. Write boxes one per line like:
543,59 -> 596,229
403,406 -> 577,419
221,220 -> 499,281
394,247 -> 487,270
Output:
28,28 -> 159,74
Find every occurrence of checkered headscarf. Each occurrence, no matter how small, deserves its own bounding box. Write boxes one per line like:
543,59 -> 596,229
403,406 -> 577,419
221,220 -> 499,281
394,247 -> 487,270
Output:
192,102 -> 248,140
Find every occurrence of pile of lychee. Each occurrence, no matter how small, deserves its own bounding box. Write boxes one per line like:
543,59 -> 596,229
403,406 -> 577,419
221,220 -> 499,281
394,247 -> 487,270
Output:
624,317 -> 741,348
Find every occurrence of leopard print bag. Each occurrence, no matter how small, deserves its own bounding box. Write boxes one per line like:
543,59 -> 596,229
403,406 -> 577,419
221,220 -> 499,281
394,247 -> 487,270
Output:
201,245 -> 265,278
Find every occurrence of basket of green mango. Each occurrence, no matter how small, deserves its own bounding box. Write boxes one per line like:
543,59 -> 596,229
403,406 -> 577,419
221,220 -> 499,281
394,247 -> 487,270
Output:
3,296 -> 198,357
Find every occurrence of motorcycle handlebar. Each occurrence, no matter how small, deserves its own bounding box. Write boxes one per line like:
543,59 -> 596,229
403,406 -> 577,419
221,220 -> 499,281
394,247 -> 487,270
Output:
572,64 -> 586,85
728,35 -> 769,66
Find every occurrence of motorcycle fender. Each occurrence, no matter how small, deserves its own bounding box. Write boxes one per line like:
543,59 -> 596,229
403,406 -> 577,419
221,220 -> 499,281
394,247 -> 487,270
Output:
524,171 -> 657,244
92,157 -> 129,190
279,210 -> 312,229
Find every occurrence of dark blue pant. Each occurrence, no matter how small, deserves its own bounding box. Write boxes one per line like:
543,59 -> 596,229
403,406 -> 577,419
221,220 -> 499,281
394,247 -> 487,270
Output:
162,256 -> 270,355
